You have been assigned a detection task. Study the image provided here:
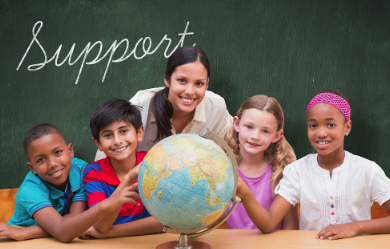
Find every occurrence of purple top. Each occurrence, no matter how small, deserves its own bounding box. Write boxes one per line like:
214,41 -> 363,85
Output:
226,163 -> 283,231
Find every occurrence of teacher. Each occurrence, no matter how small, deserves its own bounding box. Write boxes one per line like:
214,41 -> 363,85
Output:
95,46 -> 232,160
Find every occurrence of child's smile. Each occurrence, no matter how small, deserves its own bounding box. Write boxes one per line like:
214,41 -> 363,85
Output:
112,145 -> 129,153
247,141 -> 260,146
49,168 -> 64,177
316,140 -> 331,149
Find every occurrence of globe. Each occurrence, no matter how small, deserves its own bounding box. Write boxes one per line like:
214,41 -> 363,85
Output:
138,133 -> 235,233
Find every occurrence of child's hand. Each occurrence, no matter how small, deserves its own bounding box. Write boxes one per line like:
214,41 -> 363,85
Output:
316,222 -> 360,240
235,176 -> 251,200
0,223 -> 26,241
79,226 -> 106,239
102,184 -> 140,212
123,164 -> 140,185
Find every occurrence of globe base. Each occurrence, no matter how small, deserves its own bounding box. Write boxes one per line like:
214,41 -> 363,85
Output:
156,240 -> 211,249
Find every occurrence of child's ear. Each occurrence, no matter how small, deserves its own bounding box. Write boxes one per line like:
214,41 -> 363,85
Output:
137,125 -> 144,142
26,162 -> 37,175
233,116 -> 240,133
67,143 -> 74,159
272,130 -> 284,143
92,137 -> 104,151
206,78 -> 209,90
344,120 -> 352,136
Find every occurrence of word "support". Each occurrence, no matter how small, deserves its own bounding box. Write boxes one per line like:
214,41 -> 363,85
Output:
17,21 -> 195,84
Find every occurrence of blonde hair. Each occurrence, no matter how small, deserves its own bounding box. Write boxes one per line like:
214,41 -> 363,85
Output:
224,95 -> 296,191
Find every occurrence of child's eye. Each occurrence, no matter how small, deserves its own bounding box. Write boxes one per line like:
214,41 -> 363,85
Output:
245,125 -> 253,130
178,79 -> 186,83
262,130 -> 269,134
308,124 -> 316,128
120,129 -> 128,134
36,158 -> 45,163
54,150 -> 63,156
195,82 -> 204,86
328,123 -> 336,128
103,133 -> 112,138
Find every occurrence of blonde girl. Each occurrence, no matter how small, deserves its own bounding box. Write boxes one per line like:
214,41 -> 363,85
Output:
224,95 -> 298,230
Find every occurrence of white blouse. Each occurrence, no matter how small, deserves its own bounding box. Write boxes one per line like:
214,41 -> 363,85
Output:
95,87 -> 232,160
275,151 -> 390,231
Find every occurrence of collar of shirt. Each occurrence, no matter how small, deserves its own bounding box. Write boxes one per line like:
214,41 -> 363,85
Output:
313,151 -> 350,175
98,151 -> 145,185
239,163 -> 272,182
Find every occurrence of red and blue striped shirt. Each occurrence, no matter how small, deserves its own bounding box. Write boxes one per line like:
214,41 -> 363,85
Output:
83,151 -> 150,224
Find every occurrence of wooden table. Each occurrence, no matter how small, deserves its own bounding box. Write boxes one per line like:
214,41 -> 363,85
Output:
1,229 -> 389,249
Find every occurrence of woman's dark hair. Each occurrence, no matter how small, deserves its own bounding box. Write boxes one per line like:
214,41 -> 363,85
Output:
151,46 -> 210,142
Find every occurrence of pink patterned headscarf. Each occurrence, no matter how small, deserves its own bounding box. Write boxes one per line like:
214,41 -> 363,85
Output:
306,93 -> 351,121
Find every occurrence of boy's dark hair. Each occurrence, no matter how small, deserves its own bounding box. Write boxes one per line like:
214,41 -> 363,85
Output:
23,123 -> 67,155
318,88 -> 349,104
90,98 -> 142,143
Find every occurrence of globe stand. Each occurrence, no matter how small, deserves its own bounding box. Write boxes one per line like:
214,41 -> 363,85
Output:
157,196 -> 241,249
156,234 -> 210,249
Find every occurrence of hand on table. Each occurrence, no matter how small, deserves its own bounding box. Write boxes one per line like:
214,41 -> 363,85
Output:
316,222 -> 360,240
0,223 -> 26,241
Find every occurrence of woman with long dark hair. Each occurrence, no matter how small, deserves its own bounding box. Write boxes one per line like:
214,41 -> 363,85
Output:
96,46 -> 232,159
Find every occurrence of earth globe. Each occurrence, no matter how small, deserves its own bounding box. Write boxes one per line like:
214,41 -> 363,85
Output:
138,130 -> 240,249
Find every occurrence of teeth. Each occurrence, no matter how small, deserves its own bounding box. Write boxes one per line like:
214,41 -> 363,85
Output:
114,146 -> 127,152
317,141 -> 330,145
51,169 -> 62,176
181,97 -> 195,103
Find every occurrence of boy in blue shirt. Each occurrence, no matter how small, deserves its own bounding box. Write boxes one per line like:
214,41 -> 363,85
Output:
0,123 -> 139,242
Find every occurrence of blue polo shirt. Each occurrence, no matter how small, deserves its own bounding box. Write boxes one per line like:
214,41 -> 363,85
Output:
7,158 -> 88,227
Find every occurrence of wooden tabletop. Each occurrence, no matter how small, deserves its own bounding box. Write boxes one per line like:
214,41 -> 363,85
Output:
1,229 -> 389,249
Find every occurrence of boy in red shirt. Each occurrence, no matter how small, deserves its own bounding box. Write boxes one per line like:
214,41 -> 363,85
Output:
82,98 -> 162,239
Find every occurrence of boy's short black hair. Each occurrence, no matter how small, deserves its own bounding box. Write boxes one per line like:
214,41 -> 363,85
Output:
23,123 -> 67,155
90,98 -> 142,143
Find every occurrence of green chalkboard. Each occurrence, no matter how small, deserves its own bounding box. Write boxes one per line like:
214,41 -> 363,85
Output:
1,1 -> 389,188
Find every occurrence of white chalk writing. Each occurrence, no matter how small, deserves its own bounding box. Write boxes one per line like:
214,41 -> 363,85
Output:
17,21 -> 195,84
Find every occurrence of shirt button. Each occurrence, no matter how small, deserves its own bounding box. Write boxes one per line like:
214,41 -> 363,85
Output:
331,212 -> 335,215
331,204 -> 334,208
